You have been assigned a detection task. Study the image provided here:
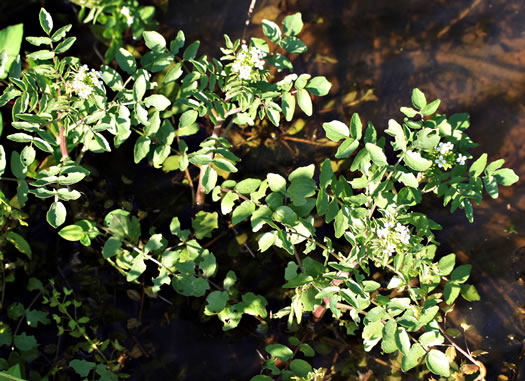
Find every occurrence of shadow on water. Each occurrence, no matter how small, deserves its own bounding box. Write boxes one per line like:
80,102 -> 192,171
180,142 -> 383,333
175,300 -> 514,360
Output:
1,0 -> 524,379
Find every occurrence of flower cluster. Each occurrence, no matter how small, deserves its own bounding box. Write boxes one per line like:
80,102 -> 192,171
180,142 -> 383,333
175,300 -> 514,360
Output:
71,65 -> 103,99
231,44 -> 266,80
376,221 -> 411,256
433,141 -> 467,170
120,6 -> 134,25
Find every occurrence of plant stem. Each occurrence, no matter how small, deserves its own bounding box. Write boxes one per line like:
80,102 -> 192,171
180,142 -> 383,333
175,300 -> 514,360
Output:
194,107 -> 242,207
438,325 -> 486,375
241,0 -> 258,44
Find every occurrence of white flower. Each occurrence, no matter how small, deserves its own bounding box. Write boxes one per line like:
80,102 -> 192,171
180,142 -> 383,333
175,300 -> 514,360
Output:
230,44 -> 266,80
120,6 -> 134,25
376,220 -> 411,257
121,6 -> 131,17
71,65 -> 104,99
438,141 -> 454,154
456,154 -> 467,165
435,155 -> 446,168
376,227 -> 389,239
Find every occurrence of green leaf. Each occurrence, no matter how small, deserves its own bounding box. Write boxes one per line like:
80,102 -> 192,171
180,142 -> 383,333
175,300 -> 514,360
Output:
101,65 -> 123,91
401,343 -> 425,372
282,13 -> 303,36
144,94 -> 171,111
70,359 -> 96,378
266,343 -> 293,361
127,255 -> 147,282
419,331 -> 444,347
134,136 -> 151,164
437,253 -> 455,276
258,231 -> 277,252
350,113 -> 363,140
103,238 -> 122,259
443,281 -> 461,305
170,30 -> 185,54
450,264 -> 471,284
0,24 -> 23,79
385,119 -> 407,151
192,211 -> 218,239
0,145 -> 5,177
51,24 -> 72,41
493,168 -> 519,186
362,320 -> 384,351
426,349 -> 450,377
235,178 -> 261,194
39,8 -> 53,35
6,231 -> 31,258
25,309 -> 49,327
322,120 -> 349,142
365,143 -> 388,167
398,172 -> 418,188
411,88 -> 427,110
281,92 -> 295,122
281,36 -> 307,54
170,217 -> 190,241
272,206 -> 298,226
17,180 -> 28,205
213,158 -> 237,173
179,110 -> 198,128
26,36 -> 51,46
269,53 -> 293,71
27,50 -> 54,60
221,191 -> 239,214
381,319 -> 398,353
319,159 -> 333,189
145,234 -> 167,253
404,150 -> 432,171
460,284 -> 480,301
54,37 -> 76,53
262,20 -> 281,42
395,328 -> 411,355
299,343 -> 315,357
20,145 -> 36,167
421,99 -> 441,116
116,48 -> 137,75
400,107 -> 418,118
143,31 -> 166,52
296,88 -> 312,116
14,333 -> 38,351
183,41 -> 200,60
232,200 -> 255,226
290,359 -> 312,377
250,375 -> 273,381
294,73 -> 311,89
469,153 -> 487,178
47,201 -> 66,228
287,178 -> 316,206
164,62 -> 183,84
305,76 -> 332,96
206,290 -> 229,314
133,73 -> 147,102
483,175 -> 499,198
267,173 -> 286,193
58,225 -> 84,241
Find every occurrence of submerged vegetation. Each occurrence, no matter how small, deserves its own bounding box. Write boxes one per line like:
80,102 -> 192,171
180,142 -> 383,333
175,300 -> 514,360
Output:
0,1 -> 521,380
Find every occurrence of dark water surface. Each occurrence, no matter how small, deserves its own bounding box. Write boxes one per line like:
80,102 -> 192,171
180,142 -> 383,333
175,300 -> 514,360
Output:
1,0 -> 524,379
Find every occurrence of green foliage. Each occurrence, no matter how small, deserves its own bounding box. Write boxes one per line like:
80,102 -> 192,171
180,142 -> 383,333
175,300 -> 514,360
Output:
0,4 -> 519,380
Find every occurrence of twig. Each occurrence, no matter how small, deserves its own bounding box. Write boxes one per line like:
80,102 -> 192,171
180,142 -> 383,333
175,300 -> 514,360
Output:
437,0 -> 482,38
194,107 -> 241,207
242,0 -> 258,44
231,225 -> 256,258
438,325 -> 487,380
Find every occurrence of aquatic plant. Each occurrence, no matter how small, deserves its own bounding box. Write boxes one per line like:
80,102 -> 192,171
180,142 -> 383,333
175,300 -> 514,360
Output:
0,4 -> 519,380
